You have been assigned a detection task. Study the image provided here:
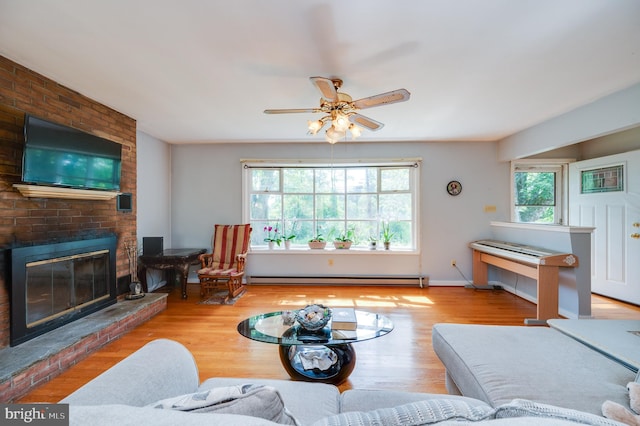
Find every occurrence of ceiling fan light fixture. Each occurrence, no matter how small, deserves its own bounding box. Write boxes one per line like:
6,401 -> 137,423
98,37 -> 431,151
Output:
326,126 -> 345,143
333,112 -> 350,132
349,124 -> 362,139
307,119 -> 324,135
265,76 -> 410,145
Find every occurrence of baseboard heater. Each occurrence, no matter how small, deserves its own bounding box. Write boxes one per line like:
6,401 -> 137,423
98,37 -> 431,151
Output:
248,275 -> 428,287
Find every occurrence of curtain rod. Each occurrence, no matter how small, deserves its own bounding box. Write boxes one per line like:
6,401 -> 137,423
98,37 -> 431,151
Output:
241,158 -> 421,169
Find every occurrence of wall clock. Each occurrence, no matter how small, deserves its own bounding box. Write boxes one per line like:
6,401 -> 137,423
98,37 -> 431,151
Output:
446,180 -> 462,196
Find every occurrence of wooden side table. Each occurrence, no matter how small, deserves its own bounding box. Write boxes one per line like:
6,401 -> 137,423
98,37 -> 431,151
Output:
138,248 -> 206,299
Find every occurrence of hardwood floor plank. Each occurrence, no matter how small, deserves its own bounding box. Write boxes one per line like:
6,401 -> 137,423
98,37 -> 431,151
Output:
18,284 -> 640,403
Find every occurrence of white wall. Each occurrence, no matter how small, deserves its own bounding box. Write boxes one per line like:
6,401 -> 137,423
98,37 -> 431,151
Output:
497,83 -> 640,161
170,140 -> 509,284
580,126 -> 640,159
136,131 -> 172,247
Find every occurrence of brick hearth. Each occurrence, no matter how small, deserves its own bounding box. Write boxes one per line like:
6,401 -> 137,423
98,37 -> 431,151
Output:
0,293 -> 166,403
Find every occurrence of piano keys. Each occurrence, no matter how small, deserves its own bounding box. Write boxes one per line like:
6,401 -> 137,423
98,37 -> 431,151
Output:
469,240 -> 579,325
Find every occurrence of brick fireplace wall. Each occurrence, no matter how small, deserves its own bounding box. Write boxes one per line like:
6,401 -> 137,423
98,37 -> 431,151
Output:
0,55 -> 137,350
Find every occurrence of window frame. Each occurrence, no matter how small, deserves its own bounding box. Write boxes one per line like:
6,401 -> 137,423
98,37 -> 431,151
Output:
510,159 -> 572,225
241,158 -> 421,251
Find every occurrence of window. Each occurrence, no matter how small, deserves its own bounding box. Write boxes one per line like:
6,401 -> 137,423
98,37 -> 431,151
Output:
511,160 -> 570,225
581,164 -> 624,193
242,160 -> 420,249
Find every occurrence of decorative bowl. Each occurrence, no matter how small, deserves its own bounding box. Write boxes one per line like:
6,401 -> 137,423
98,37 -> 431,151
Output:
333,241 -> 352,250
296,304 -> 332,331
308,241 -> 327,250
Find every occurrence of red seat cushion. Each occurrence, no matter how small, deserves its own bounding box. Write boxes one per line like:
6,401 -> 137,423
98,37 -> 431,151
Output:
198,267 -> 238,276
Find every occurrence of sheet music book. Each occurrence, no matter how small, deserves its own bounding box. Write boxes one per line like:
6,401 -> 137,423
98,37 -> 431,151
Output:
331,308 -> 357,330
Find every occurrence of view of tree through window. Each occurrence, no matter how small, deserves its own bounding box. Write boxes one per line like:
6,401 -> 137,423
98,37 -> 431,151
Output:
245,164 -> 417,249
514,171 -> 556,223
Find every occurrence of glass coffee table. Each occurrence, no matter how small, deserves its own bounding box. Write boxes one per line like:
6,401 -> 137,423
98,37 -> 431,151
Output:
237,310 -> 393,384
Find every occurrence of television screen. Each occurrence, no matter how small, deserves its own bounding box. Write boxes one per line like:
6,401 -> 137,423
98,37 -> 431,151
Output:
22,115 -> 122,191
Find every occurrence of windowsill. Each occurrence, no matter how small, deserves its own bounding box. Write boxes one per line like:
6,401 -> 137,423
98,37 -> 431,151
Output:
252,247 -> 418,254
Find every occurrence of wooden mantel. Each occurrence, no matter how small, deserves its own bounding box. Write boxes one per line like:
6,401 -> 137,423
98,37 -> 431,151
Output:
13,184 -> 119,201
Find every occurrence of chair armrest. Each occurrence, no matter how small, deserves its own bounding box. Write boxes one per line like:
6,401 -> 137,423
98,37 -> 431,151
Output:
235,252 -> 248,273
199,253 -> 213,268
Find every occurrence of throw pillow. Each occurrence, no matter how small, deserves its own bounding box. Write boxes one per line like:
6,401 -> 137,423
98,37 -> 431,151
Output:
495,399 -> 624,426
148,383 -> 299,425
312,399 -> 495,426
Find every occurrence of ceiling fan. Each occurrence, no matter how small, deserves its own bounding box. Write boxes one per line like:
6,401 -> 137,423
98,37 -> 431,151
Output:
264,76 -> 410,144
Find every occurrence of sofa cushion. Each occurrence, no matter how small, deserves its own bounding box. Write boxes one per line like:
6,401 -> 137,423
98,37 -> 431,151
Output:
61,339 -> 200,407
432,324 -> 635,415
312,398 -> 495,426
148,384 -> 298,425
200,377 -> 340,425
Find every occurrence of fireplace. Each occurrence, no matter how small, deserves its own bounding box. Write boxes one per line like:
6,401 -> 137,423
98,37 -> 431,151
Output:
10,236 -> 117,346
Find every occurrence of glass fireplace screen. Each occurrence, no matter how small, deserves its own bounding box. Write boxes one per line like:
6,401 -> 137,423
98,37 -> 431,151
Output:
26,250 -> 110,328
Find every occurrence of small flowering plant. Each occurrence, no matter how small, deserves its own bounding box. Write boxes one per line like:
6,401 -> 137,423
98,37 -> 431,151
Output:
263,225 -> 282,246
308,233 -> 324,242
281,221 -> 297,241
308,226 -> 325,242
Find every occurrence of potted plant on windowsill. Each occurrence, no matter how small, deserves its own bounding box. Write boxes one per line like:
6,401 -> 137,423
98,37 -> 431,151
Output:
369,236 -> 378,250
381,221 -> 394,250
333,229 -> 355,250
308,233 -> 326,250
263,225 -> 281,249
282,221 -> 297,249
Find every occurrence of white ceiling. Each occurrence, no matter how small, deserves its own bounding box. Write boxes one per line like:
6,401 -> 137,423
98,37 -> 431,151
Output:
1,0 -> 639,144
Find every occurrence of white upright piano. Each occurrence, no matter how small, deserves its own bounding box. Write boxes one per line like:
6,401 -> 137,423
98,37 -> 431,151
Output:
469,240 -> 579,325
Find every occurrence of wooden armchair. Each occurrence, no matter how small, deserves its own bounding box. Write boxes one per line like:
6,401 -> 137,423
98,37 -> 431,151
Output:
197,224 -> 251,301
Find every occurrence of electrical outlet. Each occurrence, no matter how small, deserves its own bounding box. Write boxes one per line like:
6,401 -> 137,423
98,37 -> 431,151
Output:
450,259 -> 456,267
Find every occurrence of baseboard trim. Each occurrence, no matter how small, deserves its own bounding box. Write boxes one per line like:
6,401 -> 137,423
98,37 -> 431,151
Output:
248,275 -> 428,287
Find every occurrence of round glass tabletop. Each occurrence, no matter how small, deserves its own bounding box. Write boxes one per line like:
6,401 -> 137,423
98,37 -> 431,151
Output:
237,310 -> 393,346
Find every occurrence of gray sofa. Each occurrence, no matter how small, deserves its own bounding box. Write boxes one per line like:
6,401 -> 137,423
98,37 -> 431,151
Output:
60,338 -> 627,425
432,323 -> 637,417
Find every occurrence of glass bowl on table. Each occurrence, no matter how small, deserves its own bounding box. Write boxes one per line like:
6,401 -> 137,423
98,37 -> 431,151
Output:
295,304 -> 332,331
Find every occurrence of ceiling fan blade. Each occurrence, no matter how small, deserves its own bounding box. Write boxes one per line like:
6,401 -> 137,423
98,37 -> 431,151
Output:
352,89 -> 410,109
310,76 -> 339,102
349,113 -> 384,131
264,108 -> 322,114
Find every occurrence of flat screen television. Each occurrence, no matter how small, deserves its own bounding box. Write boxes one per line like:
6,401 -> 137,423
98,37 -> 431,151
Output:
22,115 -> 122,191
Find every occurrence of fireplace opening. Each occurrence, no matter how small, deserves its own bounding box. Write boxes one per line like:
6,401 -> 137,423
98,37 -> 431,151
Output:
10,236 -> 117,346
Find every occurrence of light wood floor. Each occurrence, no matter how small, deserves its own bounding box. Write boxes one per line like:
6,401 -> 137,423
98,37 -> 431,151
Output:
19,284 -> 640,403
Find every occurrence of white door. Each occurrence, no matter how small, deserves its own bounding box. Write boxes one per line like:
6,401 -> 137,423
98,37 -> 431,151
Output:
569,150 -> 640,305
